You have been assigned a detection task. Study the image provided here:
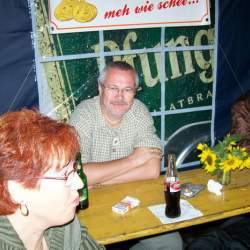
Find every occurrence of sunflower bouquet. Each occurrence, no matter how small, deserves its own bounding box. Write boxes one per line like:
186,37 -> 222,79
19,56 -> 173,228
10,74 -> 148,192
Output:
197,134 -> 250,184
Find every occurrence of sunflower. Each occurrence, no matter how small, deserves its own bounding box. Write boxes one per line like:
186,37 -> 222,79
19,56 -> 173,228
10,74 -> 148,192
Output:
198,149 -> 217,173
226,140 -> 237,152
197,143 -> 207,152
220,154 -> 242,172
197,134 -> 250,180
241,157 -> 250,169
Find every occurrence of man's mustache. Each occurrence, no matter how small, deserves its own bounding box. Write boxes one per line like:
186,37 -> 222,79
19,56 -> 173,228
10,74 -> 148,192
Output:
111,101 -> 128,105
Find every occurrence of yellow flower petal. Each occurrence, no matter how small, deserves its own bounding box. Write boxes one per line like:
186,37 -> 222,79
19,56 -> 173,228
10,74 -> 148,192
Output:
220,154 -> 242,172
241,157 -> 250,169
197,143 -> 207,151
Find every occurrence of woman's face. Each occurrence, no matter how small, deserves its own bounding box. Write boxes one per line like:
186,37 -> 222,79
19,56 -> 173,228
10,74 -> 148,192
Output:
24,161 -> 83,227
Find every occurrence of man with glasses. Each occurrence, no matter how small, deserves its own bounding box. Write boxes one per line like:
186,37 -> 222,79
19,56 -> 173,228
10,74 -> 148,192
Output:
70,61 -> 162,187
70,61 -> 183,249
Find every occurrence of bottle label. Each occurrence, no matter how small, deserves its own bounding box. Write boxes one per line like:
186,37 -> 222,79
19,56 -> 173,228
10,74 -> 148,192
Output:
164,177 -> 181,192
170,180 -> 181,192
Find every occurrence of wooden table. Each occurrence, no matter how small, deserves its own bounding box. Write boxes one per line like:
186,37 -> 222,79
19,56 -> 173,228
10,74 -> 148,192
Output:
77,168 -> 250,245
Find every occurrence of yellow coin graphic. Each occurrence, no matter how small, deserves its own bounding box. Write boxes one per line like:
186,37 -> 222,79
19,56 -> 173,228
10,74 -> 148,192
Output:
65,0 -> 82,3
54,0 -> 78,21
73,2 -> 97,23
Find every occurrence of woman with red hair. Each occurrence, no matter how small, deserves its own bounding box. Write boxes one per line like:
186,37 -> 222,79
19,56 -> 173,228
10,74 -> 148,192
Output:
0,109 -> 104,250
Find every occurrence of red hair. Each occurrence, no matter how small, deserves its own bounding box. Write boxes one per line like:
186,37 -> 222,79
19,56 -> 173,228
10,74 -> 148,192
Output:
0,109 -> 80,215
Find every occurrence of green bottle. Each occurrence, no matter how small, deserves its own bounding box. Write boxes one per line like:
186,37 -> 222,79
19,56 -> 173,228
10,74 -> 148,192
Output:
76,152 -> 89,210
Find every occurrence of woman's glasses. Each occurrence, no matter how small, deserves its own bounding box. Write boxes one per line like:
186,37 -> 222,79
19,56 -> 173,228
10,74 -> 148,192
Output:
33,161 -> 78,185
6,160 -> 80,186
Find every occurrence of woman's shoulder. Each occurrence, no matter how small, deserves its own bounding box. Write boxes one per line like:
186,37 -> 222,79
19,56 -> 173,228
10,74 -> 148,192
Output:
0,216 -> 25,249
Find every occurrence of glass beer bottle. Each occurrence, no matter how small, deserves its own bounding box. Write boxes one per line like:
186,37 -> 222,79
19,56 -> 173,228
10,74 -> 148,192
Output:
76,152 -> 89,210
164,153 -> 181,218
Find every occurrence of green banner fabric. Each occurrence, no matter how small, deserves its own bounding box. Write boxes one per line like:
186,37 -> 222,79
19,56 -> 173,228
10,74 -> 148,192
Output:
35,0 -> 215,169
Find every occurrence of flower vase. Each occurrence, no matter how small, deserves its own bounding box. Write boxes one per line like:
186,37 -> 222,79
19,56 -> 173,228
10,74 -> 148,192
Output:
217,170 -> 231,185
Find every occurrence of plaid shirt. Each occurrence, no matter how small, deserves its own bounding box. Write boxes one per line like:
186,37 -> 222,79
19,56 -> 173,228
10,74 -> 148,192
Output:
70,96 -> 162,164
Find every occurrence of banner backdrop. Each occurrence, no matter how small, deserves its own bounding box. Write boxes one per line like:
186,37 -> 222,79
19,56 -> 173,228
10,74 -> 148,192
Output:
49,0 -> 211,34
34,0 -> 215,170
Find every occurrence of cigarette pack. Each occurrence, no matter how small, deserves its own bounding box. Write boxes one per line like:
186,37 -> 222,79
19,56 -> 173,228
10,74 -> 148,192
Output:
112,196 -> 140,215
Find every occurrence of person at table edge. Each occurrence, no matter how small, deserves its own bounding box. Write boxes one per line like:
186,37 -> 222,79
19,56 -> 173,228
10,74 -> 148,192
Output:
69,61 -> 183,250
70,61 -> 163,187
0,109 -> 104,250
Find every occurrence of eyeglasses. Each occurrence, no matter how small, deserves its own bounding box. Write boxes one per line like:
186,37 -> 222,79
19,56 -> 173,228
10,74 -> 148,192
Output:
33,161 -> 78,185
102,85 -> 135,96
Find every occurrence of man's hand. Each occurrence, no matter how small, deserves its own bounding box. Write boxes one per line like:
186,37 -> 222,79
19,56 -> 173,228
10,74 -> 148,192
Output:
129,147 -> 163,167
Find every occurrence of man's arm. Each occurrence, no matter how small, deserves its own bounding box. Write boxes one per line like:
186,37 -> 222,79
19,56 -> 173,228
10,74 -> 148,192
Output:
84,147 -> 162,186
100,158 -> 161,185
